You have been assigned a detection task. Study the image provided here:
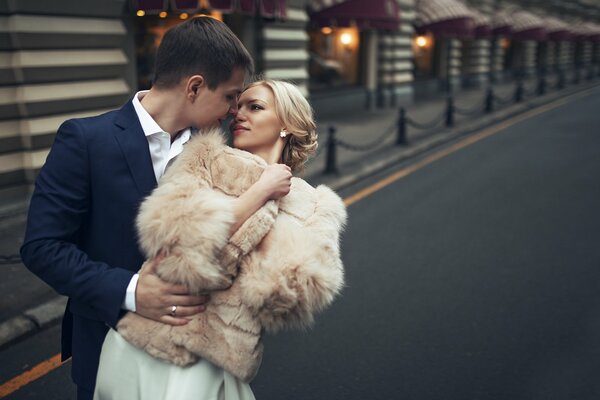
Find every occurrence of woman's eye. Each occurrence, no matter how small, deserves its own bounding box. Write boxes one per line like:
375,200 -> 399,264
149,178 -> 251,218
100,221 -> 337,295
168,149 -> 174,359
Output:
251,104 -> 263,111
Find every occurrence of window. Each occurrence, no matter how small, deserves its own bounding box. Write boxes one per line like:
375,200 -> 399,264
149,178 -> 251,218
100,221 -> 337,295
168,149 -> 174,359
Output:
308,27 -> 360,91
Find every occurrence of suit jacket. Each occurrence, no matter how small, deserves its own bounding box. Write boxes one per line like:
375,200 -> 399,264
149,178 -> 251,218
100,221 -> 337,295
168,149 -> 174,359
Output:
20,100 -> 155,391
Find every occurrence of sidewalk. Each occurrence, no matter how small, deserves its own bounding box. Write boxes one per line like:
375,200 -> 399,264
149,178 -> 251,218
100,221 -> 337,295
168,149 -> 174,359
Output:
1,74 -> 599,349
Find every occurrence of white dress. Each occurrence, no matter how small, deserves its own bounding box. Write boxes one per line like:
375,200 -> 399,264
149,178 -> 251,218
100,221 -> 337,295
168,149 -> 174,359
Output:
93,329 -> 256,400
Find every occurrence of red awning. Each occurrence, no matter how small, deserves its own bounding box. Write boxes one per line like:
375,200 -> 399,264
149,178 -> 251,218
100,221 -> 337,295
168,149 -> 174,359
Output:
544,16 -> 572,42
133,0 -> 287,19
310,0 -> 401,31
510,10 -> 546,41
571,23 -> 600,42
471,9 -> 491,38
491,11 -> 512,36
415,0 -> 474,38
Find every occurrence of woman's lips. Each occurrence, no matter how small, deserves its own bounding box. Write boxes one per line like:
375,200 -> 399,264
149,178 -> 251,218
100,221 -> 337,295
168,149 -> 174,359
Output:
232,127 -> 249,136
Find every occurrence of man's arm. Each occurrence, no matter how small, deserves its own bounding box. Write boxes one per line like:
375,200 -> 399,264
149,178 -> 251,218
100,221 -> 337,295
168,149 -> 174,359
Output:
20,119 -> 134,328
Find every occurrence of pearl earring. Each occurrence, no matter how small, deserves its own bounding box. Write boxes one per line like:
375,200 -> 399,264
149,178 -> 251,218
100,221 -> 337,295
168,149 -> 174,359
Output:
279,130 -> 287,138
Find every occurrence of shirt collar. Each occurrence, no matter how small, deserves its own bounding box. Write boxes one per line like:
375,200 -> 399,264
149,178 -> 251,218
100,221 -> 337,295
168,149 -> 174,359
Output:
132,90 -> 167,137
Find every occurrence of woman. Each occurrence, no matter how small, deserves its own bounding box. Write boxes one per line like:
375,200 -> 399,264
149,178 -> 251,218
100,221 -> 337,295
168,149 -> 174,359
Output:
94,80 -> 346,399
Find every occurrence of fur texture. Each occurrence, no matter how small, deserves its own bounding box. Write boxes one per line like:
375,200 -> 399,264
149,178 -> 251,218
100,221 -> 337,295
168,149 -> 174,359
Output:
117,128 -> 346,382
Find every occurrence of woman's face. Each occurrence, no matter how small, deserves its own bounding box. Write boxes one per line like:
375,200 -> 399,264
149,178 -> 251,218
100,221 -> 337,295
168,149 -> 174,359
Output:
232,85 -> 282,155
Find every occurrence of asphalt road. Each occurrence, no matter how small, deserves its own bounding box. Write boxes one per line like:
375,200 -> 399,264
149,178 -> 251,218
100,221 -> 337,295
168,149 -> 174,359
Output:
2,88 -> 600,399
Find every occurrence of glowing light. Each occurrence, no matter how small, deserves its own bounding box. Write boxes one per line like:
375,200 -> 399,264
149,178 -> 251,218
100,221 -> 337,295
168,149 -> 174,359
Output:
136,10 -> 145,17
340,33 -> 352,45
415,36 -> 428,47
159,11 -> 167,18
180,13 -> 189,19
321,27 -> 333,35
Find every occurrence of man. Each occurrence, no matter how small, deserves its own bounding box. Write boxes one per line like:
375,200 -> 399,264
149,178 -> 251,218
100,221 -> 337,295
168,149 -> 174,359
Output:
20,17 -> 290,399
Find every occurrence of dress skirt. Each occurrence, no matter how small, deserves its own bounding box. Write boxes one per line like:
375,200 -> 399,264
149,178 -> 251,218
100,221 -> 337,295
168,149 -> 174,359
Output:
93,329 -> 256,400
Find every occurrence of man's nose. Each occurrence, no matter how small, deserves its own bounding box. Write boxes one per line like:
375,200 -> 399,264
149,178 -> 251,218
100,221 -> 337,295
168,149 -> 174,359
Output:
233,108 -> 246,121
229,102 -> 239,115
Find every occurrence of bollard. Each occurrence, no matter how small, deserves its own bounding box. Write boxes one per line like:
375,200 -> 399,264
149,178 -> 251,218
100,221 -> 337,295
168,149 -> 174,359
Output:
445,96 -> 454,128
558,69 -> 565,89
514,79 -> 524,102
537,75 -> 546,96
324,126 -> 338,175
396,108 -> 407,145
485,87 -> 494,114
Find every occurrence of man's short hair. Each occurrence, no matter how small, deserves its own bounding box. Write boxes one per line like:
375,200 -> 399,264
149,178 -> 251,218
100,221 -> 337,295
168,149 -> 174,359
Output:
153,16 -> 254,90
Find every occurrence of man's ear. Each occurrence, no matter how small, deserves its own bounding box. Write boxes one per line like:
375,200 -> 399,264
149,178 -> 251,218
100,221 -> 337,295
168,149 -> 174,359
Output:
186,75 -> 205,101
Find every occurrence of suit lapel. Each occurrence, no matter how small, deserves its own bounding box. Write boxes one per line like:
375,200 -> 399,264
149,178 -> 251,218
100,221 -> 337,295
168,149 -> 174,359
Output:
113,101 -> 157,198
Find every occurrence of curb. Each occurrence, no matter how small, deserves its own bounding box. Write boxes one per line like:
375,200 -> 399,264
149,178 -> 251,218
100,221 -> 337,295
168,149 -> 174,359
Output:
0,297 -> 66,348
1,80 -> 598,350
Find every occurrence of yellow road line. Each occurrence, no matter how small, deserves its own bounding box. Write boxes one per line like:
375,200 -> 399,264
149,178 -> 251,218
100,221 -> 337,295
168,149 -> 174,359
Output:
344,87 -> 598,207
0,84 -> 598,398
0,353 -> 64,398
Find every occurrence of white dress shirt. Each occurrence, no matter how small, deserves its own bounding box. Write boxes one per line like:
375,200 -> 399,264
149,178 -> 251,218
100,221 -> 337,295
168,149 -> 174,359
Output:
122,91 -> 192,312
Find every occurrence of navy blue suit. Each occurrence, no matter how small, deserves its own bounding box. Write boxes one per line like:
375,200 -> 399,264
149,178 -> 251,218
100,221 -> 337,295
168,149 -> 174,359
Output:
21,100 -> 157,392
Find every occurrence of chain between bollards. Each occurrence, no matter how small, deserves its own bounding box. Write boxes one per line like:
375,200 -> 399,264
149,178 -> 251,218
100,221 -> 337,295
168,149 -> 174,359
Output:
324,126 -> 338,175
397,107 -> 407,145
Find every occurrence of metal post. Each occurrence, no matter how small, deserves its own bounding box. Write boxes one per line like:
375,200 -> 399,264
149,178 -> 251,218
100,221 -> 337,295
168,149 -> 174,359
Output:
514,77 -> 524,102
445,96 -> 454,128
485,87 -> 494,113
396,108 -> 407,145
558,68 -> 565,89
324,126 -> 338,175
537,74 -> 546,96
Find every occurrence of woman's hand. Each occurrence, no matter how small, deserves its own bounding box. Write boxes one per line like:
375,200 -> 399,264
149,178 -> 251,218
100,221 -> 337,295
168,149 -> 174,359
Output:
256,164 -> 292,200
230,164 -> 291,234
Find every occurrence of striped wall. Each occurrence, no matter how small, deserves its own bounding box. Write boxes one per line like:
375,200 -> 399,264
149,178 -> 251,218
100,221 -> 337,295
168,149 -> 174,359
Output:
522,40 -> 537,75
0,1 -> 133,203
261,0 -> 309,96
461,0 -> 495,86
378,0 -> 415,106
489,38 -> 506,81
556,41 -> 574,68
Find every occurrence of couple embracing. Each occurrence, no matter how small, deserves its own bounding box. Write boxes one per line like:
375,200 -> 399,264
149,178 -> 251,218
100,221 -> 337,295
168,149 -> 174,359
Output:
21,16 -> 346,400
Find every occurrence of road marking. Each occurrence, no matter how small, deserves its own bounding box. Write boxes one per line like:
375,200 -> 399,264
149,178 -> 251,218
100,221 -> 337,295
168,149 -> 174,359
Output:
0,84 -> 598,397
0,353 -> 65,398
344,86 -> 599,207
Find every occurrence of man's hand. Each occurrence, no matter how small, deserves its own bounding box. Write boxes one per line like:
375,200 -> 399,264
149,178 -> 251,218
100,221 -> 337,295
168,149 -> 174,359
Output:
135,253 -> 209,326
256,164 -> 292,200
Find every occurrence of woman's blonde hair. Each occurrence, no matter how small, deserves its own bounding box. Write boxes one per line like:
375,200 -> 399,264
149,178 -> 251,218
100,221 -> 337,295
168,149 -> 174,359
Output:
244,79 -> 318,173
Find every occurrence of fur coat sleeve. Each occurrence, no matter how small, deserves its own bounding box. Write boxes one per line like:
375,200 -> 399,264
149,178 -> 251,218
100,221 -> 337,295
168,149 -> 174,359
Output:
238,179 -> 347,334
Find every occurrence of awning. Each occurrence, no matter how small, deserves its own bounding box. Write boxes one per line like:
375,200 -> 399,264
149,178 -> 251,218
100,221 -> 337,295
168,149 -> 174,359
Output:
491,11 -> 512,36
415,0 -> 474,38
471,9 -> 491,38
544,16 -> 572,41
510,10 -> 546,41
309,0 -> 401,31
133,0 -> 287,19
571,23 -> 600,42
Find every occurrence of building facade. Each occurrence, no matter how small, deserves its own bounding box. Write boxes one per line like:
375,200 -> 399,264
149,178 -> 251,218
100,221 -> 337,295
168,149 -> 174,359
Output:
1,0 -> 599,205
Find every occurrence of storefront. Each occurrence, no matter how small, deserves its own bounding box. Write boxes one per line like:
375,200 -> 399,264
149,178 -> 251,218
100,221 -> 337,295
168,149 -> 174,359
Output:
132,0 -> 288,90
307,0 -> 401,114
414,0 -> 474,98
498,9 -> 546,78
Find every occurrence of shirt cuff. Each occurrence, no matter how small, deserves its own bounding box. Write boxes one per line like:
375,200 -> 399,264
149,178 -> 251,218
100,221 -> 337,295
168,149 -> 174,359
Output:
122,273 -> 139,312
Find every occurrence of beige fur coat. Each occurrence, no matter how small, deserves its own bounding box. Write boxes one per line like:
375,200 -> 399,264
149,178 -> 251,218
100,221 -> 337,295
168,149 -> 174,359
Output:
116,129 -> 346,382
